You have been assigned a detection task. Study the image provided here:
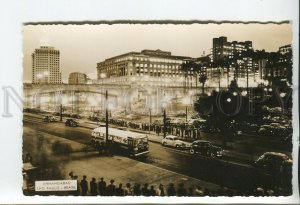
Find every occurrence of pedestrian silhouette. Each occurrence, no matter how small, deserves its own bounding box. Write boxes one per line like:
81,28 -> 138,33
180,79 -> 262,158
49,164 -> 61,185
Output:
106,179 -> 116,196
80,175 -> 88,196
90,177 -> 98,196
98,177 -> 106,196
115,183 -> 124,196
167,183 -> 176,196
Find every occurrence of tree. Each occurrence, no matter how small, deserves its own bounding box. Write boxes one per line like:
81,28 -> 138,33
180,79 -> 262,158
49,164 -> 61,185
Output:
181,61 -> 195,88
181,60 -> 208,94
196,56 -> 210,94
199,74 -> 207,94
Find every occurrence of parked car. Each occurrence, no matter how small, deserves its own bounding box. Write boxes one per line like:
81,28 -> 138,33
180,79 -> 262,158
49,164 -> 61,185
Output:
170,118 -> 185,124
254,152 -> 292,174
65,118 -> 79,127
175,112 -> 186,117
71,113 -> 81,119
187,119 -> 206,126
161,135 -> 190,149
43,115 -> 58,122
189,140 -> 223,158
88,116 -> 101,122
62,113 -> 71,117
52,112 -> 60,116
126,114 -> 141,120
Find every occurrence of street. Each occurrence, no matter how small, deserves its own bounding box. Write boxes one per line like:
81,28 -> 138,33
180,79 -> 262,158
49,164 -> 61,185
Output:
23,114 -> 283,191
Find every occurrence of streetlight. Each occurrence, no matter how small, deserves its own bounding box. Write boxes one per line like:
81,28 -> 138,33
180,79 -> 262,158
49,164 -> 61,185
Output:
162,91 -> 167,139
280,93 -> 286,98
149,108 -> 152,133
105,90 -> 111,156
182,96 -> 190,123
44,71 -> 49,84
36,73 -> 42,84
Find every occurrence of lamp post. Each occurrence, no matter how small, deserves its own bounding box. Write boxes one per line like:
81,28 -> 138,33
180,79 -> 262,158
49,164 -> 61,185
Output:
163,108 -> 166,138
105,90 -> 109,143
218,67 -> 221,91
149,108 -> 152,133
162,91 -> 167,138
60,104 -> 63,122
246,68 -> 249,96
105,90 -> 111,156
185,106 -> 188,123
182,96 -> 190,123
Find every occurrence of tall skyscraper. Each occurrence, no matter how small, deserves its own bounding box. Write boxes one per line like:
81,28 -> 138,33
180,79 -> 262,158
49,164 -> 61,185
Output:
32,46 -> 62,84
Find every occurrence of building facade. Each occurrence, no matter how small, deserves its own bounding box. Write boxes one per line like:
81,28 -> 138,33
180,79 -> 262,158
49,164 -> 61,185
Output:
212,36 -> 253,63
68,72 -> 88,84
278,44 -> 292,55
97,49 -> 196,87
32,46 -> 62,84
210,37 -> 259,87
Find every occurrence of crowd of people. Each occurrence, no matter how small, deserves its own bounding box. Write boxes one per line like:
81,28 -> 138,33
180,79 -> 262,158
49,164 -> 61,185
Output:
68,172 -> 287,197
106,118 -> 202,139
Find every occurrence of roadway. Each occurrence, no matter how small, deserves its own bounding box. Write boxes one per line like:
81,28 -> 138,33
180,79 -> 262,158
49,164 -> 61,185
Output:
23,114 -> 279,191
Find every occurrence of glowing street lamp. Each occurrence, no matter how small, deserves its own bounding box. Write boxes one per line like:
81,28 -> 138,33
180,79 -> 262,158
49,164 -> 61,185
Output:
43,71 -> 49,84
280,93 -> 286,98
36,73 -> 42,84
241,91 -> 247,96
100,73 -> 106,79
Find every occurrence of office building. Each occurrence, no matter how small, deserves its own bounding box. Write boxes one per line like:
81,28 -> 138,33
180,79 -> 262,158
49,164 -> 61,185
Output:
212,36 -> 253,63
97,49 -> 195,86
68,72 -> 88,84
32,46 -> 62,84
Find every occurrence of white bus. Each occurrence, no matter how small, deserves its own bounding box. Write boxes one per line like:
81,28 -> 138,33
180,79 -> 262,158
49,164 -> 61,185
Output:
91,127 -> 149,157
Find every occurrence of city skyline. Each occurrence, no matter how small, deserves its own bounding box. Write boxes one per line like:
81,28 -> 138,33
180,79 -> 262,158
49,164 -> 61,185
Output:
23,23 -> 292,83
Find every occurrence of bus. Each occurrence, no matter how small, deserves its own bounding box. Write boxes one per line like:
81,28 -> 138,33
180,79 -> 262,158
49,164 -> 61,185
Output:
91,127 -> 149,157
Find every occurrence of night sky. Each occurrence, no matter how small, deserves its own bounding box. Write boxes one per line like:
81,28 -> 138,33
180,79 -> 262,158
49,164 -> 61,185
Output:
23,23 -> 292,83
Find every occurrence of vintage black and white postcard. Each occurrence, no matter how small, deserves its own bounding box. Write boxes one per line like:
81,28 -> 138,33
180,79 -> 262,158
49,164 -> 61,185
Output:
22,22 -> 295,197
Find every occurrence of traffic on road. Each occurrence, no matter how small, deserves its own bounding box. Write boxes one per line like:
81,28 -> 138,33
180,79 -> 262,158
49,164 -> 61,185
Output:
23,112 -> 293,194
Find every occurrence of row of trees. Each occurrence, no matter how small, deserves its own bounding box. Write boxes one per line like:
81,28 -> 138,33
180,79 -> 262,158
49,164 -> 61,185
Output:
180,48 -> 293,93
181,59 -> 208,94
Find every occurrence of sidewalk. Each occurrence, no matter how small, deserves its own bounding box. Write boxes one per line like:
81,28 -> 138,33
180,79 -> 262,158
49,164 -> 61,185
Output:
63,154 -> 220,192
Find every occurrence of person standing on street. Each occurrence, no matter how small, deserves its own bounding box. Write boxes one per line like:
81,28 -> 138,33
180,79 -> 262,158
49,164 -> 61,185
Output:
98,177 -> 106,196
90,177 -> 98,196
167,183 -> 176,196
80,175 -> 88,196
156,184 -> 165,196
106,179 -> 116,196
